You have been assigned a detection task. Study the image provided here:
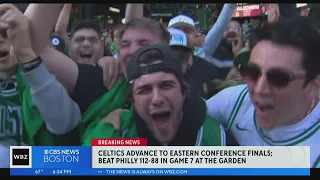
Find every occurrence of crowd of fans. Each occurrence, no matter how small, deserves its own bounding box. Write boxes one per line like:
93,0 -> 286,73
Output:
0,3 -> 319,169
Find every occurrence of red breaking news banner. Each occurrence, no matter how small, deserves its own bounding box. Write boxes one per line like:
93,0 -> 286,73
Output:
92,138 -> 147,146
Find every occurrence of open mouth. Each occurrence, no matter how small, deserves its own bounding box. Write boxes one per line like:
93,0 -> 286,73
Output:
80,52 -> 92,59
0,51 -> 9,60
226,31 -> 237,38
255,102 -> 275,114
150,111 -> 171,129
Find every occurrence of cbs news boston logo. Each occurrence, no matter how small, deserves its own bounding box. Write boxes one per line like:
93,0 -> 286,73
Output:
10,146 -> 32,168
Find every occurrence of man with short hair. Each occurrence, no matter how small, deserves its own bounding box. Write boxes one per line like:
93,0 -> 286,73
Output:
83,45 -> 226,146
206,16 -> 320,168
53,4 -> 105,65
76,18 -> 171,142
116,18 -> 170,78
25,4 -> 170,112
68,21 -> 104,65
67,21 -> 104,65
25,4 -> 173,143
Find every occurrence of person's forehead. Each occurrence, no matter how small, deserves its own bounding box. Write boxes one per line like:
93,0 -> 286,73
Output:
250,40 -> 304,71
73,28 -> 100,38
121,27 -> 161,42
174,25 -> 194,32
134,72 -> 178,88
229,21 -> 241,27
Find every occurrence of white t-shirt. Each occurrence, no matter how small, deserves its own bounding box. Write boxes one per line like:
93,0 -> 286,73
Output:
206,84 -> 320,168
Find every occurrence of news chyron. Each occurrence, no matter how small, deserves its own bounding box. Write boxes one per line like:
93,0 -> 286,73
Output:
10,146 -> 80,168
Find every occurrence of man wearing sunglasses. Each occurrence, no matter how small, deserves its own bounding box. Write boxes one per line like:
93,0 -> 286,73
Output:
206,16 -> 320,168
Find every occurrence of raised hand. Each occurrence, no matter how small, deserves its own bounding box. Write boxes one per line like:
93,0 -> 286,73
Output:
97,56 -> 121,90
267,4 -> 280,24
0,4 -> 36,64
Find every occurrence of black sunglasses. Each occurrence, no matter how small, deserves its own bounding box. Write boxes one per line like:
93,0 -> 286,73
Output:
0,29 -> 7,40
239,64 -> 305,88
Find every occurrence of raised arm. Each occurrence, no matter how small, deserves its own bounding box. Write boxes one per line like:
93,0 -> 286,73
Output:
24,3 -> 64,54
55,4 -> 72,48
24,62 -> 81,135
201,4 -> 236,56
268,4 -> 280,24
0,4 -> 81,135
24,3 -> 78,93
125,4 -> 143,23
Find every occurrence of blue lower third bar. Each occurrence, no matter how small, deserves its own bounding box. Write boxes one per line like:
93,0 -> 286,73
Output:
10,168 -> 310,176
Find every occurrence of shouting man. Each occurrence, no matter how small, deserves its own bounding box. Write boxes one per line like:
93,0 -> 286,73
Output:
84,45 -> 226,146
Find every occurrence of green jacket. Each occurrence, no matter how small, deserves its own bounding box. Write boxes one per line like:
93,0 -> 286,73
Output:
80,77 -> 129,144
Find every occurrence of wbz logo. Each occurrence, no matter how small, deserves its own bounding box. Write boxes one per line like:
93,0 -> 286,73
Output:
10,146 -> 32,168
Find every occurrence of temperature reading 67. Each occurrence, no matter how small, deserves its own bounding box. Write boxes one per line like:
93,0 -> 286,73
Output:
34,169 -> 43,175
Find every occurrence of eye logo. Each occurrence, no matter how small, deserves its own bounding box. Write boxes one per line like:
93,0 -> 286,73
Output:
52,38 -> 60,46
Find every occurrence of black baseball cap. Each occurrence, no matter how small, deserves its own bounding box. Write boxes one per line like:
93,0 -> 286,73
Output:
127,44 -> 183,84
234,49 -> 251,70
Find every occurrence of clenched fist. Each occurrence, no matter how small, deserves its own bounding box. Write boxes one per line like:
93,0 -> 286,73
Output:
0,4 -> 36,64
97,56 -> 120,90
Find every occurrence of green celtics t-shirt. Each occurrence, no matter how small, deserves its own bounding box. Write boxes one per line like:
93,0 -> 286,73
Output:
0,83 -> 24,146
1,68 -> 80,147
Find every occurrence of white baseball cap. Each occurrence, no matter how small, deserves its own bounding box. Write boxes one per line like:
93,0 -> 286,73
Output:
168,27 -> 190,49
168,14 -> 195,30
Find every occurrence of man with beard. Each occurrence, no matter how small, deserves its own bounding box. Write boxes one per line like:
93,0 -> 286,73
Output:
168,17 -> 219,99
167,4 -> 236,98
169,27 -> 217,98
0,4 -> 81,167
83,45 -> 226,146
